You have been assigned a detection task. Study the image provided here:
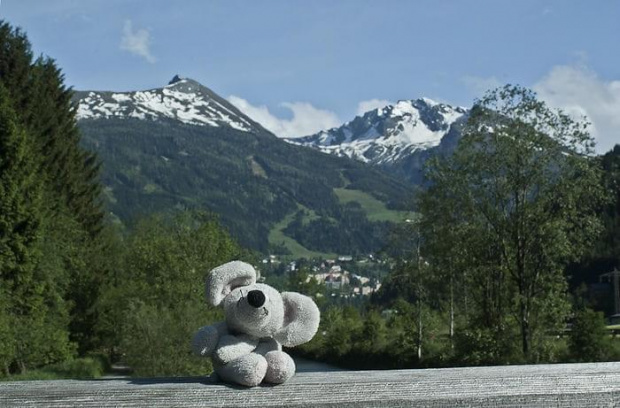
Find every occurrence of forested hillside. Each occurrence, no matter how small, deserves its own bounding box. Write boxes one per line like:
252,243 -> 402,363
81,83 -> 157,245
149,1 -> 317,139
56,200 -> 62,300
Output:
77,105 -> 412,255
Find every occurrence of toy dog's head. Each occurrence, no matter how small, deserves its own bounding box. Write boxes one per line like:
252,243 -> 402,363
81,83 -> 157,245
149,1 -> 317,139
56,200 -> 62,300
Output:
206,261 -> 320,347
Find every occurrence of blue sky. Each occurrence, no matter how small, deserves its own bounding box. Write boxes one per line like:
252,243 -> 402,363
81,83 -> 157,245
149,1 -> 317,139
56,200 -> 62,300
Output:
1,0 -> 619,151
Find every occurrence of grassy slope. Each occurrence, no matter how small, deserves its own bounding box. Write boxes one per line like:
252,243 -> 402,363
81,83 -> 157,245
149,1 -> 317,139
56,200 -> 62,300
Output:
268,206 -> 337,260
268,189 -> 413,259
334,188 -> 412,222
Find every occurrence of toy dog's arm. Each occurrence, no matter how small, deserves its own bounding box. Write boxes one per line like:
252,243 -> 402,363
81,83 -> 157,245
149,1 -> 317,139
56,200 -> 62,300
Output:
254,338 -> 281,356
192,321 -> 228,357
213,334 -> 259,364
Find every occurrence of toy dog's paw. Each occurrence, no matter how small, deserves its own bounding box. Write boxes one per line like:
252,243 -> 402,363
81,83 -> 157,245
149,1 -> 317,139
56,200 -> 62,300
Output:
217,353 -> 268,387
264,351 -> 295,384
214,334 -> 259,364
192,325 -> 220,356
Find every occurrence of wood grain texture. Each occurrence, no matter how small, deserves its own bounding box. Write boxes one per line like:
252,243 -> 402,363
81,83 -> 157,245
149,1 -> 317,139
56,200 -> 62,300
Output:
1,362 -> 620,407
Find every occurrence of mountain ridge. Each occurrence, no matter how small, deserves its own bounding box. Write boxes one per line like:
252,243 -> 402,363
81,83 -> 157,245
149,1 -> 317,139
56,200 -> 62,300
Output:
74,77 -> 413,256
287,98 -> 469,184
75,76 -> 268,134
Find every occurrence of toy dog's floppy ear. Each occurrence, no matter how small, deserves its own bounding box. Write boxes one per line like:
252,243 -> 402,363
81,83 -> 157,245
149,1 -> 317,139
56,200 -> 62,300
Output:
274,292 -> 320,347
206,261 -> 256,306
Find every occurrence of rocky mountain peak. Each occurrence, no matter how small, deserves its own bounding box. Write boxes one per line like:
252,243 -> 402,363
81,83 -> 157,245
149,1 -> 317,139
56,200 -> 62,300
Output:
288,99 -> 468,166
168,74 -> 184,85
74,77 -> 261,133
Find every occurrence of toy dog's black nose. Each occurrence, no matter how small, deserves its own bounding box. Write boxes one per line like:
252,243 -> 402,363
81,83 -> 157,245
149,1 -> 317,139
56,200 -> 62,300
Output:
247,290 -> 266,308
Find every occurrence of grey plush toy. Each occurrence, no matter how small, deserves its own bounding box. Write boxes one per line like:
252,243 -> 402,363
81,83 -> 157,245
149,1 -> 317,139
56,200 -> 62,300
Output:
192,261 -> 320,387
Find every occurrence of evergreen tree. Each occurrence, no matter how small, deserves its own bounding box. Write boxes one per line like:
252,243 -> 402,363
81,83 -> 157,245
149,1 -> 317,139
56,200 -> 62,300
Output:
0,23 -> 33,118
0,288 -> 16,376
0,20 -> 107,371
0,22 -> 104,238
0,85 -> 52,373
27,57 -> 107,353
0,84 -> 42,306
29,57 -> 103,237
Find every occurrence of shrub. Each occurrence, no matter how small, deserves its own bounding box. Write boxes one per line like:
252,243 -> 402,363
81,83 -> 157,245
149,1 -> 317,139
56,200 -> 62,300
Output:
120,302 -> 219,377
568,308 -> 610,362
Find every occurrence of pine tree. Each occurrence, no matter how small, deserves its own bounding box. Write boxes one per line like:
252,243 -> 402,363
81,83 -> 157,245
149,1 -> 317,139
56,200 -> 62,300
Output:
26,58 -> 107,353
0,21 -> 104,239
0,287 -> 16,376
0,85 -> 42,306
29,57 -> 103,237
0,23 -> 34,119
0,84 -> 50,372
0,20 -> 107,368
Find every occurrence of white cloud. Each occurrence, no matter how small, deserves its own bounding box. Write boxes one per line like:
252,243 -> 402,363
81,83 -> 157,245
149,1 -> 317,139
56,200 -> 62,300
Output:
356,99 -> 391,116
120,20 -> 156,64
534,65 -> 620,153
228,96 -> 341,138
462,75 -> 503,98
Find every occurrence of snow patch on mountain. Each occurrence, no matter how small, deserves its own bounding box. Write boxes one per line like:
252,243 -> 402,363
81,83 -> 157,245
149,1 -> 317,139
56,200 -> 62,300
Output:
76,78 -> 255,132
289,98 -> 468,165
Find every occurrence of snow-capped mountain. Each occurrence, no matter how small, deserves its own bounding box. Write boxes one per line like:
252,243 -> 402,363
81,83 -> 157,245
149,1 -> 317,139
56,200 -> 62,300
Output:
289,98 -> 468,166
74,77 -> 412,255
286,98 -> 469,184
75,75 -> 262,133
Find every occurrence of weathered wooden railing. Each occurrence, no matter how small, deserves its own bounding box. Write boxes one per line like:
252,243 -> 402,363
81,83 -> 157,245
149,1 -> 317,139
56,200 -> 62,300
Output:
2,362 -> 620,407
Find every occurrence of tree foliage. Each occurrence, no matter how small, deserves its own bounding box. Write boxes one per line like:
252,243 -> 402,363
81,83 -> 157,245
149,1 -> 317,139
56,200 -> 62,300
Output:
0,84 -> 68,373
568,308 -> 610,362
593,146 -> 620,266
96,212 -> 246,376
417,85 -> 605,360
0,20 -> 106,374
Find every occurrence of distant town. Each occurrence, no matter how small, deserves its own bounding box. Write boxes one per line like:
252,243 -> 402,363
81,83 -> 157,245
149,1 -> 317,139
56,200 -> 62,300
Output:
261,255 -> 384,298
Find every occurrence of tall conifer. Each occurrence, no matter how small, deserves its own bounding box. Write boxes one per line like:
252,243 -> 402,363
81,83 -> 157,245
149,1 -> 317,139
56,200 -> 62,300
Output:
0,20 -> 107,369
0,85 -> 50,372
30,57 -> 103,236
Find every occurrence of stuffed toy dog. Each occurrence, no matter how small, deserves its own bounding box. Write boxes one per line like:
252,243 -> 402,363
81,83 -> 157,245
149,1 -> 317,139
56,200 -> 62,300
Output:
192,261 -> 320,386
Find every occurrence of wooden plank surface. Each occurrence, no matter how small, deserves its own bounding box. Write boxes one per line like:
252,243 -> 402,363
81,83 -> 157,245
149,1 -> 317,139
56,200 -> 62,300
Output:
2,362 -> 620,407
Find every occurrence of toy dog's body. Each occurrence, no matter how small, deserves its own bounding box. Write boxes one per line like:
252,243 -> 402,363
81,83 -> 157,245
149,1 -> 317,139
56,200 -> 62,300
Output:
192,262 -> 320,387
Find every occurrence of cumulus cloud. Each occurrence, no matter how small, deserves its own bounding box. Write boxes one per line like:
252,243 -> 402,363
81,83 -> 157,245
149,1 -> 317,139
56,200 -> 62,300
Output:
228,96 -> 341,138
534,65 -> 620,153
120,20 -> 156,63
356,99 -> 392,116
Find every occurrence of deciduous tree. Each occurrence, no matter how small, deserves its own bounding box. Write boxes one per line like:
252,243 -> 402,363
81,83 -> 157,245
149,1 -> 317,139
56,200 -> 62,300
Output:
420,85 -> 605,359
